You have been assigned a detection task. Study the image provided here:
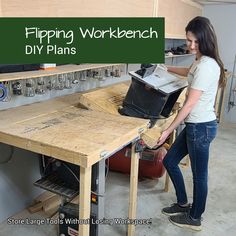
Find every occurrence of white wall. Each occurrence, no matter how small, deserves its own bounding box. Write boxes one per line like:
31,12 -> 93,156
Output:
0,147 -> 42,223
203,4 -> 236,123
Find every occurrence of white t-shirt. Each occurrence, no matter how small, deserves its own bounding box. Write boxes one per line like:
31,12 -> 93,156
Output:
185,56 -> 220,123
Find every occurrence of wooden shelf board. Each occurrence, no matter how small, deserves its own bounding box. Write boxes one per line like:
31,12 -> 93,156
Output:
0,64 -> 123,82
165,54 -> 193,59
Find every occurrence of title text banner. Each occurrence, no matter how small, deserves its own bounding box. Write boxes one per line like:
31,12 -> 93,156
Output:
0,17 -> 164,63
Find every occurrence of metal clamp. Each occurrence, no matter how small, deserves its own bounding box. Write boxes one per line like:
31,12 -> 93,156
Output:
100,150 -> 109,159
135,139 -> 146,153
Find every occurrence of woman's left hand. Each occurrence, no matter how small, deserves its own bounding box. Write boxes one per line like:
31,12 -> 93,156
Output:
156,129 -> 171,146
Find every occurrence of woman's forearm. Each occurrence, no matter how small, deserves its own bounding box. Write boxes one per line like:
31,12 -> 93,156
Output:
167,66 -> 189,77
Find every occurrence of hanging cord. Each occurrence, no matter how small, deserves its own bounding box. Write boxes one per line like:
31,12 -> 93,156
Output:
0,143 -> 14,164
228,54 -> 236,112
61,163 -> 104,197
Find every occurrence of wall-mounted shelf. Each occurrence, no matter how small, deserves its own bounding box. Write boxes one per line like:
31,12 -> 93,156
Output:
0,64 -> 124,82
165,54 -> 193,59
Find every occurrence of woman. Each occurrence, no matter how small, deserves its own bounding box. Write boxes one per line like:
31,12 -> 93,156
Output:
157,16 -> 225,231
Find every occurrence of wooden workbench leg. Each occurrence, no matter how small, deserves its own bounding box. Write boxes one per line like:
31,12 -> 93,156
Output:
128,143 -> 139,236
79,166 -> 92,236
164,173 -> 170,192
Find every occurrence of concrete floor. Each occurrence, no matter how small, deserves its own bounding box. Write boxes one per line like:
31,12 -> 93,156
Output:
0,123 -> 235,236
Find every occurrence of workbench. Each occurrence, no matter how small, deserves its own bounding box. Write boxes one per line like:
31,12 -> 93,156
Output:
0,90 -> 149,236
0,82 -> 185,236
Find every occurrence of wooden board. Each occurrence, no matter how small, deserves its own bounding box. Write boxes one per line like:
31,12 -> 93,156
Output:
214,72 -> 231,123
0,0 -> 2,16
1,0 -> 155,17
158,0 -> 202,39
79,83 -> 130,115
0,94 -> 148,168
79,82 -> 187,148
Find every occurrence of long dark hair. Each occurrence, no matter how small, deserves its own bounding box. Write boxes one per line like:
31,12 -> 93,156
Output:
185,16 -> 225,87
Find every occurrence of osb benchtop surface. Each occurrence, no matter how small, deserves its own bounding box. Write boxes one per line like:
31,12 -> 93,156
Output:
0,92 -> 147,168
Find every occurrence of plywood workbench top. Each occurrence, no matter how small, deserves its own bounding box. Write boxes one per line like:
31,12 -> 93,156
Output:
0,92 -> 148,168
0,81 -> 186,168
0,82 -> 186,236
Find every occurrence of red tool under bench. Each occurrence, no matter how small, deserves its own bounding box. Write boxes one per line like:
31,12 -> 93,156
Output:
108,143 -> 168,179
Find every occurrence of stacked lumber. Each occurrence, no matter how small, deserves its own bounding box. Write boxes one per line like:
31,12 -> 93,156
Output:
28,191 -> 61,217
28,191 -> 80,218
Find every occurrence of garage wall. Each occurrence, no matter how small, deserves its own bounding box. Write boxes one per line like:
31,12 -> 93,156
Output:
203,4 -> 236,123
1,0 -> 155,17
0,147 -> 42,223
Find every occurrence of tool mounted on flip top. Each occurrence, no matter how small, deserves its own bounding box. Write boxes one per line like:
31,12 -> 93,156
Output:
118,64 -> 187,127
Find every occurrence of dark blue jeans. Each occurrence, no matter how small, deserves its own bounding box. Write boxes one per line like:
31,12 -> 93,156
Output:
163,120 -> 217,219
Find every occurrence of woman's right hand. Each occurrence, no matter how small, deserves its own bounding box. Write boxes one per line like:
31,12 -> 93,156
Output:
156,129 -> 171,146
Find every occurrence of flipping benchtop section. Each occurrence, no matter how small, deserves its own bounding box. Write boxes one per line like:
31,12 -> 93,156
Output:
78,79 -> 186,149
